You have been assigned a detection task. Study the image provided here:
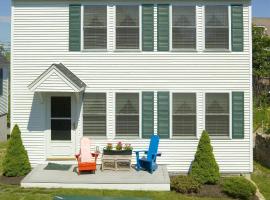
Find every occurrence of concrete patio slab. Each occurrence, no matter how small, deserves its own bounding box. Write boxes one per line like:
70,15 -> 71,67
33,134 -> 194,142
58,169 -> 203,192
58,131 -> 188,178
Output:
21,164 -> 170,191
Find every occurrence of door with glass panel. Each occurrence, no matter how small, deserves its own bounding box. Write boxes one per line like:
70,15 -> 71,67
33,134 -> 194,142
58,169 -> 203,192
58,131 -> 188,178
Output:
47,96 -> 76,157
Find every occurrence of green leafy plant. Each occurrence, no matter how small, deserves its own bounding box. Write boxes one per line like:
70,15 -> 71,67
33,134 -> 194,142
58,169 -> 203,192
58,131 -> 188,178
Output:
171,175 -> 201,194
221,177 -> 256,200
123,144 -> 133,151
190,130 -> 220,184
2,125 -> 31,177
115,141 -> 123,151
105,143 -> 113,151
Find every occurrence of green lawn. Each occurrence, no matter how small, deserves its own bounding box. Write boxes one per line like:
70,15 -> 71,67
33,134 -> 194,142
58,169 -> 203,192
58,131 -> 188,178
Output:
252,162 -> 270,200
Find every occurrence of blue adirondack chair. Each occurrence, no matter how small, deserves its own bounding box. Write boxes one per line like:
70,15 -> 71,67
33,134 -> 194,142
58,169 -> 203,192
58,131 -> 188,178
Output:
134,134 -> 161,173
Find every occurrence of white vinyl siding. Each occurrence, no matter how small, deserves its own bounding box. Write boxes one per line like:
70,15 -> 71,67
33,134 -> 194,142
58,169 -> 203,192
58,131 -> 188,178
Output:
116,5 -> 140,49
205,93 -> 230,137
205,5 -> 229,50
83,5 -> 107,50
172,6 -> 196,50
172,93 -> 196,137
83,93 -> 106,136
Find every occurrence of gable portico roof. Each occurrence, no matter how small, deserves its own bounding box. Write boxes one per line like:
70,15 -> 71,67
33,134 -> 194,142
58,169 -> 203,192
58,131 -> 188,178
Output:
28,63 -> 86,93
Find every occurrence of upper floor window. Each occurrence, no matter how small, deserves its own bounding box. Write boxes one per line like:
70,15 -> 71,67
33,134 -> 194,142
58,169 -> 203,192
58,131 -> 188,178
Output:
116,5 -> 140,49
205,5 -> 229,50
172,6 -> 196,50
83,5 -> 107,49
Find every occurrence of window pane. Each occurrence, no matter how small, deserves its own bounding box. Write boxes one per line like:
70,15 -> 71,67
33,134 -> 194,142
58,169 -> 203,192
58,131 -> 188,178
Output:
173,6 -> 195,26
116,93 -> 139,114
205,5 -> 229,49
83,5 -> 107,49
206,115 -> 229,136
51,119 -> 71,140
116,115 -> 139,136
83,93 -> 106,136
173,28 -> 196,49
173,93 -> 196,114
116,5 -> 139,49
173,115 -> 196,136
206,93 -> 229,114
51,97 -> 71,118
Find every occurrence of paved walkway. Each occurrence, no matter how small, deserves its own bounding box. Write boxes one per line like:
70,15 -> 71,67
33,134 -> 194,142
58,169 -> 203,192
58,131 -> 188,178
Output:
21,164 -> 170,191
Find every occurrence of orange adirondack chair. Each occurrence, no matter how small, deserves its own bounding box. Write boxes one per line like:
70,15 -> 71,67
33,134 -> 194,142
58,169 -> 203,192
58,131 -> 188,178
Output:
75,137 -> 98,175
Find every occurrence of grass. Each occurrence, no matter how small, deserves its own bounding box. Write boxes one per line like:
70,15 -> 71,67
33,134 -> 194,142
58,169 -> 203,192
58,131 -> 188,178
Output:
252,162 -> 270,200
253,107 -> 270,131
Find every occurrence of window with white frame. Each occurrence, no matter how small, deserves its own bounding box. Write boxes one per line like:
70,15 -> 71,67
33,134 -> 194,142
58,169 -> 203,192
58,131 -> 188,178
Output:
173,93 -> 196,137
205,93 -> 230,136
116,93 -> 139,137
172,6 -> 196,49
116,5 -> 140,49
205,5 -> 229,49
83,5 -> 107,49
83,93 -> 106,136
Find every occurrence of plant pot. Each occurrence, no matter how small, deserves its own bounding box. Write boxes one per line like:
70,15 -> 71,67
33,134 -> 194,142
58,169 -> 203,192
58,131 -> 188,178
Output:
103,149 -> 132,155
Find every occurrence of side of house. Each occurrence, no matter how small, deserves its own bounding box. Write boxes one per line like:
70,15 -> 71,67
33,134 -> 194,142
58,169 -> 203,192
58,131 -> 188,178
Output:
11,0 -> 252,173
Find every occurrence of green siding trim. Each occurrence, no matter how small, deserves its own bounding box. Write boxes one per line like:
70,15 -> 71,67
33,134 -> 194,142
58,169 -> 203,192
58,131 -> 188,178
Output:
157,4 -> 170,51
232,92 -> 244,139
231,5 -> 243,52
142,92 -> 154,138
142,4 -> 154,51
69,4 -> 81,51
157,92 -> 170,139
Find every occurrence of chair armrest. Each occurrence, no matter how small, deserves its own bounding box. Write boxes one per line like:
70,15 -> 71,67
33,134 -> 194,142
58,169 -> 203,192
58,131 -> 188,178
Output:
157,152 -> 162,157
134,150 -> 148,154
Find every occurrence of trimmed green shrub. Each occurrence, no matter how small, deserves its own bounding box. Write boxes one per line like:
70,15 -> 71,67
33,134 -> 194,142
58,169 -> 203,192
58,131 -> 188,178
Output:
2,125 -> 31,176
171,175 -> 201,193
221,177 -> 256,200
190,131 -> 220,184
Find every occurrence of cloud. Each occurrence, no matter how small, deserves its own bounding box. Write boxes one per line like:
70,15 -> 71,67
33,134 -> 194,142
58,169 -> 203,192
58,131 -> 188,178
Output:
0,16 -> 10,23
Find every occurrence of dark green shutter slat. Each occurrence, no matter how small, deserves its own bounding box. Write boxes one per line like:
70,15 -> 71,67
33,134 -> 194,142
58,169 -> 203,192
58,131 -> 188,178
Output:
231,5 -> 243,52
157,4 -> 169,51
69,4 -> 81,51
232,92 -> 244,139
142,92 -> 154,138
142,4 -> 154,51
157,92 -> 170,138
0,69 -> 3,95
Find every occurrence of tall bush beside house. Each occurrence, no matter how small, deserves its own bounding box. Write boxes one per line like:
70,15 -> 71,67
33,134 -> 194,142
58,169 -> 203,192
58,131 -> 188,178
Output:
190,131 -> 220,184
2,125 -> 31,176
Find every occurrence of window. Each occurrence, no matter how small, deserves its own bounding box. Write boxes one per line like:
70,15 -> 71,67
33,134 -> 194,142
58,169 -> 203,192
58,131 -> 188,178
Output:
83,5 -> 107,49
116,93 -> 139,137
116,5 -> 140,49
172,6 -> 196,49
173,93 -> 196,137
51,97 -> 71,140
205,93 -> 230,136
0,68 -> 3,96
205,5 -> 229,49
83,93 -> 106,136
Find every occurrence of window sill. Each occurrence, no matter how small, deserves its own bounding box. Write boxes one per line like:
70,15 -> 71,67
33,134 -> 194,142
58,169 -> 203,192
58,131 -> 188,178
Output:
209,136 -> 231,140
204,49 -> 231,53
171,49 -> 198,52
171,136 -> 198,140
114,49 -> 141,53
81,49 -> 108,52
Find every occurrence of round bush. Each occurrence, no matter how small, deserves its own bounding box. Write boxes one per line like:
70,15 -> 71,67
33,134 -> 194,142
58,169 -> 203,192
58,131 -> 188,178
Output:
171,175 -> 201,194
221,177 -> 257,200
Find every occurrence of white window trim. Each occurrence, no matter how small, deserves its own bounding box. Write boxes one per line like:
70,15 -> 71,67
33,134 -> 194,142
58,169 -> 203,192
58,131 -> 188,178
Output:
81,4 -> 109,52
114,4 -> 142,52
170,92 -> 199,139
114,91 -> 141,139
203,4 -> 232,52
203,91 -> 232,139
170,4 -> 198,52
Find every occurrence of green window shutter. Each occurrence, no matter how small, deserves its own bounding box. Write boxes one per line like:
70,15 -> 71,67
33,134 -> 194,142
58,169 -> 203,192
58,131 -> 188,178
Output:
69,4 -> 81,51
142,4 -> 154,51
231,5 -> 243,52
232,92 -> 244,139
142,92 -> 154,138
157,4 -> 170,51
157,92 -> 170,138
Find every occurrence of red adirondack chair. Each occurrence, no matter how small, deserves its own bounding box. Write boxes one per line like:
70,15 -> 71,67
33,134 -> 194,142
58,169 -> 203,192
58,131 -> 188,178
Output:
75,137 -> 98,175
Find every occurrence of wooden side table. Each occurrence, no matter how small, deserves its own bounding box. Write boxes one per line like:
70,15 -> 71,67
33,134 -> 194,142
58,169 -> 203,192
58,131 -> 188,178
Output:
101,155 -> 132,171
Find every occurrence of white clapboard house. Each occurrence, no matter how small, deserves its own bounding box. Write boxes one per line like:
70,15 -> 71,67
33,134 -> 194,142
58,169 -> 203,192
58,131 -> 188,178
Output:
11,0 -> 252,174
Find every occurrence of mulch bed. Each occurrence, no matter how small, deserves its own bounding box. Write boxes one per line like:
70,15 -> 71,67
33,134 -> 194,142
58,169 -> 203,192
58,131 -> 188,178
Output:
0,176 -> 24,185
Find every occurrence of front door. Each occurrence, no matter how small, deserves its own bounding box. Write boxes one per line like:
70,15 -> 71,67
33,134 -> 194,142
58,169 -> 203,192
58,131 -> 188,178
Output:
47,96 -> 76,158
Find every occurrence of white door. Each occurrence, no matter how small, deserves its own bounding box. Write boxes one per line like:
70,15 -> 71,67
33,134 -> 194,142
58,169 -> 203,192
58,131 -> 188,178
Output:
46,95 -> 76,158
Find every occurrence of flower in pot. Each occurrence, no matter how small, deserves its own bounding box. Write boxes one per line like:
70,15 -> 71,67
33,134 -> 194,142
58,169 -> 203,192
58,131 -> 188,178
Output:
105,143 -> 113,151
124,143 -> 133,151
115,142 -> 123,151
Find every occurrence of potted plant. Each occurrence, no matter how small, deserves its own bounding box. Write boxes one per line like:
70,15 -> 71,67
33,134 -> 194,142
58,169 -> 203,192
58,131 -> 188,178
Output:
103,142 -> 133,155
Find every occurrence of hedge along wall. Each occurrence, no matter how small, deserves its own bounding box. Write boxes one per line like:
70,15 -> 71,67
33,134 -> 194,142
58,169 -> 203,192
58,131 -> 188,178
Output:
255,133 -> 270,168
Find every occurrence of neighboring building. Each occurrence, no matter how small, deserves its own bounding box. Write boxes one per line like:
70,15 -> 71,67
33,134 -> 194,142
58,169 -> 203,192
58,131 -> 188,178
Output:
11,0 -> 253,174
0,54 -> 9,140
253,17 -> 270,35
